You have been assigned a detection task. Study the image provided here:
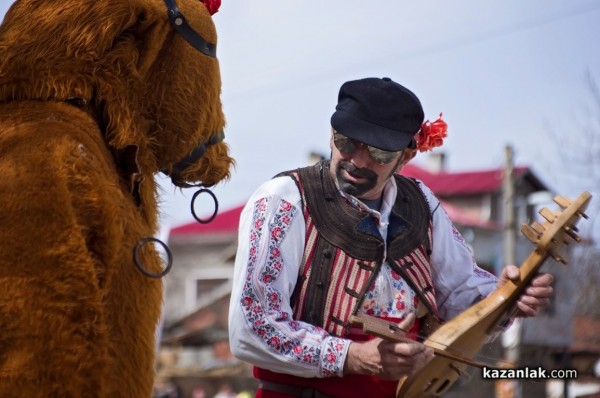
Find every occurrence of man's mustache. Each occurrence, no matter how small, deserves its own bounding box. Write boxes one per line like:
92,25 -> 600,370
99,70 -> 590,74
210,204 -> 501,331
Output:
339,161 -> 377,180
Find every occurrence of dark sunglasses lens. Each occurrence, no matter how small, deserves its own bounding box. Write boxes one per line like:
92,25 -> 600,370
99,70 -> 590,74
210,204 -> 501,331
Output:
333,134 -> 357,154
368,147 -> 397,164
334,132 -> 397,164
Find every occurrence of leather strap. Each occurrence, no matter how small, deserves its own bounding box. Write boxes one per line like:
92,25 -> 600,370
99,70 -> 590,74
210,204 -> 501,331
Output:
163,0 -> 217,58
258,381 -> 333,398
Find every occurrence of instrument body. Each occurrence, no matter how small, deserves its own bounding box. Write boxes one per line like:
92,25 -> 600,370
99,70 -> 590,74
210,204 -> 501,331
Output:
397,191 -> 591,397
352,192 -> 592,398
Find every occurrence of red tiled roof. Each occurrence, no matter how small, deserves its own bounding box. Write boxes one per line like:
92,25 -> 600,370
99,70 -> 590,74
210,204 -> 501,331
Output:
571,315 -> 600,353
170,204 -> 243,236
440,200 -> 502,230
400,164 -> 530,196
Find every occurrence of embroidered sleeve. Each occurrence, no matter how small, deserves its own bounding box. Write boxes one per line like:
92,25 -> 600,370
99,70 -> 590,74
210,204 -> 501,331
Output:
228,177 -> 350,378
415,181 -> 498,321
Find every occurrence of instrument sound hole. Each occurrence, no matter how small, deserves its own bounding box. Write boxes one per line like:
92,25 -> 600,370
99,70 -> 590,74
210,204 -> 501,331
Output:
424,379 -> 438,393
436,379 -> 452,395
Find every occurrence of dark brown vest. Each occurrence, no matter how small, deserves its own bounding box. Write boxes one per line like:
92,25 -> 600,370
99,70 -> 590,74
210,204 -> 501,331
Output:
278,161 -> 437,336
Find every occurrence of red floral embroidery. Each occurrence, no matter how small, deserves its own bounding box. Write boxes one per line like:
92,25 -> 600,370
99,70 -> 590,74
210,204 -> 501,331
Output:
200,0 -> 221,15
271,226 -> 282,240
239,198 -> 347,376
268,292 -> 279,302
415,113 -> 448,152
242,297 -> 253,307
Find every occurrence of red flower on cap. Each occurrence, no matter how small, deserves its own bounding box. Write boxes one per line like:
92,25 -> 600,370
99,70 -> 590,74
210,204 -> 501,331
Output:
415,113 -> 447,152
201,0 -> 221,15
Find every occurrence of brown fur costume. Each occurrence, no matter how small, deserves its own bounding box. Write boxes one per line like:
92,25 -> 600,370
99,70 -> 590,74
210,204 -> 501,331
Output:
0,0 -> 233,396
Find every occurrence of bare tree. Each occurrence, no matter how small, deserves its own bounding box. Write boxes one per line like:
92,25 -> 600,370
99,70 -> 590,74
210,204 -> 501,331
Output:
546,70 -> 600,318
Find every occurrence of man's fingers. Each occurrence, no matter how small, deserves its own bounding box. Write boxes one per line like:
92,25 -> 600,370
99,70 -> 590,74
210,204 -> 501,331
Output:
393,341 -> 425,357
517,301 -> 538,317
397,313 -> 416,332
505,265 -> 520,281
525,285 -> 554,298
531,272 -> 554,287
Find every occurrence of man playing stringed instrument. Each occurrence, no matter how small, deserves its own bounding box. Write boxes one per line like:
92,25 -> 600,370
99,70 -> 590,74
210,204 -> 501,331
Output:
228,77 -> 554,398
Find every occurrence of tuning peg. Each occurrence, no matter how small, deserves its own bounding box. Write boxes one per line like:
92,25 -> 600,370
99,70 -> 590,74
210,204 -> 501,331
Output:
539,208 -> 557,223
563,226 -> 581,242
553,195 -> 572,209
521,224 -> 541,243
531,222 -> 545,235
548,251 -> 568,265
577,211 -> 590,220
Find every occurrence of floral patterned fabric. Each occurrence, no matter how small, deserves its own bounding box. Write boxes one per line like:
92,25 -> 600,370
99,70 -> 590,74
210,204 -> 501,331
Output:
361,264 -> 419,318
237,196 -> 349,377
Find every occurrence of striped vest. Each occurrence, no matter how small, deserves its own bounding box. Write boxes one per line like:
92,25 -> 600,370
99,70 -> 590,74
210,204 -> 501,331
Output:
280,161 -> 437,337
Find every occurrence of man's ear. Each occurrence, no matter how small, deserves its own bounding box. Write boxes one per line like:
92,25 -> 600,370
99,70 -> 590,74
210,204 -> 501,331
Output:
400,148 -> 417,167
329,128 -> 336,150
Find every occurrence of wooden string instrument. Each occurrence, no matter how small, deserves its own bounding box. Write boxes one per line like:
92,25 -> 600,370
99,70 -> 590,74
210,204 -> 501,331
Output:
350,191 -> 591,398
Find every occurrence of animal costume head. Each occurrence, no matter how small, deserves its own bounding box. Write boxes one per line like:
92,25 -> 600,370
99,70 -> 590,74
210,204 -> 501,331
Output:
0,0 -> 233,211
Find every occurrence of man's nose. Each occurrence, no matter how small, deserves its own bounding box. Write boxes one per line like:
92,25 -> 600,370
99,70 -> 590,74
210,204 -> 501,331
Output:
349,144 -> 372,167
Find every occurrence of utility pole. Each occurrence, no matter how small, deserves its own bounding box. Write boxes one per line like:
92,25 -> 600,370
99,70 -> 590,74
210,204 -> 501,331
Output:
503,145 -> 516,267
499,144 -> 521,398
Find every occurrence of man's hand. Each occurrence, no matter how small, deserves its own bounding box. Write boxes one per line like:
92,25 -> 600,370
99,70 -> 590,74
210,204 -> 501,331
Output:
497,265 -> 554,317
343,316 -> 434,379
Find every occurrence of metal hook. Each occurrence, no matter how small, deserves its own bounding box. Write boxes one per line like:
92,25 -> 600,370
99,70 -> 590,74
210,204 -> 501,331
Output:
133,237 -> 173,278
191,187 -> 219,224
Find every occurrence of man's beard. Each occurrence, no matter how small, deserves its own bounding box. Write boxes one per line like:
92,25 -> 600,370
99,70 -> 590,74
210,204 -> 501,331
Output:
335,161 -> 378,198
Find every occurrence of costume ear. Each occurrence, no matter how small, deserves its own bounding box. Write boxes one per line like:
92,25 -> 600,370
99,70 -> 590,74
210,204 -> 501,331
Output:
0,0 -> 170,103
98,1 -> 176,80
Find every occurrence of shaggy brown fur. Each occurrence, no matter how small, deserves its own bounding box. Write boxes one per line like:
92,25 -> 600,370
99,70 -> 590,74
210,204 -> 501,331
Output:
0,0 -> 233,396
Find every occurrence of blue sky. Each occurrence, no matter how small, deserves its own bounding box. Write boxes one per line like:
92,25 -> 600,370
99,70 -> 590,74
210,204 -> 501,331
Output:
2,0 -> 599,228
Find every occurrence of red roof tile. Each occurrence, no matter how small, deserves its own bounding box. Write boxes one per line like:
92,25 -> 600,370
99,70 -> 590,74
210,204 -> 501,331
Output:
170,204 -> 243,236
440,199 -> 502,230
401,164 -> 530,196
571,315 -> 600,353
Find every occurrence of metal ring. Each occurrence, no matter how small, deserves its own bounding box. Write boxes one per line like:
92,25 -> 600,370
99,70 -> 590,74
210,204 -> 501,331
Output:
191,188 -> 219,224
133,237 -> 173,278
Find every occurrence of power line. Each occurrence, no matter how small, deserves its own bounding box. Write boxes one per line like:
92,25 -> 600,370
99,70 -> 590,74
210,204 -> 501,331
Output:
392,1 -> 600,61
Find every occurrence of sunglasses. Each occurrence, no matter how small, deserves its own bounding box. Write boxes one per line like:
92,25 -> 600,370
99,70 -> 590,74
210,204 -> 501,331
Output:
333,131 -> 400,165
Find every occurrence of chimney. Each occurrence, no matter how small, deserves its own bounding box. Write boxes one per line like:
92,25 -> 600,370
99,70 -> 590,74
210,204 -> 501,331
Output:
308,151 -> 326,165
426,152 -> 446,173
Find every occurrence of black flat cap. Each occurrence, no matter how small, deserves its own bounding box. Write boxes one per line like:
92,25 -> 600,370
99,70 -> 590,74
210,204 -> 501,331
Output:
330,77 -> 424,151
